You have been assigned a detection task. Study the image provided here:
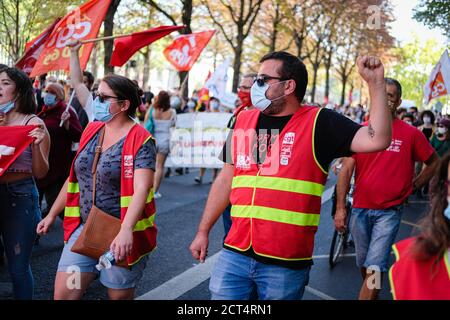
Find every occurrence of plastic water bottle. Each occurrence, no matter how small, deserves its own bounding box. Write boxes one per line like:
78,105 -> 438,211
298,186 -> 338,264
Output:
95,251 -> 116,271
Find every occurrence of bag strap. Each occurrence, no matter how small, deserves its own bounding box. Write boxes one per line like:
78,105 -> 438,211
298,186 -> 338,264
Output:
91,127 -> 105,206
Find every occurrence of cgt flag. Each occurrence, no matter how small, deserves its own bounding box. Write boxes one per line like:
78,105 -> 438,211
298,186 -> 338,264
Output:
30,0 -> 112,77
163,30 -> 216,72
110,26 -> 185,67
0,126 -> 36,177
16,18 -> 61,75
424,50 -> 450,105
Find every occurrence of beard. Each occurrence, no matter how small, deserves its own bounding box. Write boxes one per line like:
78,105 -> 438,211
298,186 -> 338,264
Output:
263,96 -> 286,115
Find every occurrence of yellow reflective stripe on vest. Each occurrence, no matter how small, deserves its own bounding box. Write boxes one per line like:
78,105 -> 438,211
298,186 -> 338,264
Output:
64,206 -> 80,217
67,182 -> 79,193
231,205 -> 320,227
134,215 -> 155,232
232,175 -> 324,197
120,190 -> 154,208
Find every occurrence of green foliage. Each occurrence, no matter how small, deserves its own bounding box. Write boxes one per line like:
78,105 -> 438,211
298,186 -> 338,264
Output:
387,36 -> 449,107
413,0 -> 450,36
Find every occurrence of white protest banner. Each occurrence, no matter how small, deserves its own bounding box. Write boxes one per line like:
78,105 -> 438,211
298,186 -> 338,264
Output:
165,112 -> 232,168
205,58 -> 231,99
424,50 -> 450,105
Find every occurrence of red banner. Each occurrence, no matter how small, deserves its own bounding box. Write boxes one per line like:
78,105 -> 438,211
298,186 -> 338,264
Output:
0,126 -> 36,177
163,30 -> 216,72
30,0 -> 112,77
16,18 -> 61,75
110,26 -> 185,67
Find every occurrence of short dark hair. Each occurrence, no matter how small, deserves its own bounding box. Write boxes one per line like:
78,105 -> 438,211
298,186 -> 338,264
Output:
0,64 -> 8,71
420,110 -> 435,124
385,77 -> 402,99
1,67 -> 36,114
102,74 -> 140,117
260,51 -> 308,102
83,71 -> 94,88
154,91 -> 171,111
402,113 -> 414,122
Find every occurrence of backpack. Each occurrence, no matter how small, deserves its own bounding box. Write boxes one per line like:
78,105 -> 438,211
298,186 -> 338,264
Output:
144,107 -> 155,135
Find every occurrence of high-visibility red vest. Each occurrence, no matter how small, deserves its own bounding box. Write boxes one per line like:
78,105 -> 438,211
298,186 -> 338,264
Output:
64,122 -> 157,266
389,237 -> 450,300
226,106 -> 328,261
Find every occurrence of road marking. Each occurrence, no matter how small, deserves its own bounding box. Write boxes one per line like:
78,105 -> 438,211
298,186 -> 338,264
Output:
312,253 -> 356,259
137,186 -> 337,300
401,220 -> 420,228
136,252 -> 220,300
305,286 -> 337,300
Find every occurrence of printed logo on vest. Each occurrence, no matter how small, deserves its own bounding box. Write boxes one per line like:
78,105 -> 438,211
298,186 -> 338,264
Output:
124,167 -> 133,179
236,153 -> 251,170
124,155 -> 133,167
282,132 -> 295,145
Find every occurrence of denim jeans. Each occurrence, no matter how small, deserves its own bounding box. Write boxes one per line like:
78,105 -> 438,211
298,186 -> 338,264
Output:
350,205 -> 403,273
0,178 -> 41,299
209,249 -> 311,300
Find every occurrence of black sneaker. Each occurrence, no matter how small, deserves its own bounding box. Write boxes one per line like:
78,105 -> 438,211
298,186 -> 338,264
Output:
195,176 -> 202,184
175,168 -> 184,175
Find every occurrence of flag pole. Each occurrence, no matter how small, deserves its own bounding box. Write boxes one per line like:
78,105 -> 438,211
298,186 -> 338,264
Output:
80,33 -> 135,44
59,90 -> 76,127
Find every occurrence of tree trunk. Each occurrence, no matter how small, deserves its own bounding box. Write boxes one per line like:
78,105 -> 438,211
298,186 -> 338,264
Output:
142,47 -> 151,90
311,63 -> 319,103
340,76 -> 347,106
270,2 -> 280,52
103,0 -> 121,75
14,0 -> 20,61
91,43 -> 98,79
180,0 -> 193,99
232,44 -> 243,93
324,50 -> 332,101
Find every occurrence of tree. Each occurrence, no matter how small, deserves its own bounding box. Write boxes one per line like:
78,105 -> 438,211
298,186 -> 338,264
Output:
0,0 -> 83,62
103,0 -> 122,75
388,36 -> 448,107
413,0 -> 450,36
140,0 -> 193,98
201,0 -> 264,92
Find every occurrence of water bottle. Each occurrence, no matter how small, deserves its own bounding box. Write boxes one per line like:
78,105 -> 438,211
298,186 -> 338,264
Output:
95,250 -> 116,271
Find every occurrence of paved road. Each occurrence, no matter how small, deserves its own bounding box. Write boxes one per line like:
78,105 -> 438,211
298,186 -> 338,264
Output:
0,169 -> 429,300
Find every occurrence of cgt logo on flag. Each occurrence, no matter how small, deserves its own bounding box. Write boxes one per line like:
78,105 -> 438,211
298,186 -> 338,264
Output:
424,50 -> 450,105
163,30 -> 216,72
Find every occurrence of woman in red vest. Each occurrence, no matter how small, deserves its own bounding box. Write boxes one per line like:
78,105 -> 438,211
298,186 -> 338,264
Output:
37,68 -> 157,300
389,152 -> 450,300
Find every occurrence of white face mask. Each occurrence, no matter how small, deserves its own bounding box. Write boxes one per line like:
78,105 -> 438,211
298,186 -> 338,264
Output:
404,120 -> 413,126
438,127 -> 448,135
423,116 -> 431,125
445,197 -> 450,220
250,80 -> 288,112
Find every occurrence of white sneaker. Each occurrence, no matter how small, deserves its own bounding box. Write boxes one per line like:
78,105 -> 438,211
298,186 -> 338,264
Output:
154,192 -> 162,199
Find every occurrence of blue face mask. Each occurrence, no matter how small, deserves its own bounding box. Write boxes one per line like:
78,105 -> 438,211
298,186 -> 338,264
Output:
250,80 -> 287,112
44,93 -> 57,107
93,97 -> 122,123
0,100 -> 15,114
445,197 -> 450,220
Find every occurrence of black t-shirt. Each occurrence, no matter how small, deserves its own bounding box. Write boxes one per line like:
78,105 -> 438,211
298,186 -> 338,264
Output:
221,107 -> 361,269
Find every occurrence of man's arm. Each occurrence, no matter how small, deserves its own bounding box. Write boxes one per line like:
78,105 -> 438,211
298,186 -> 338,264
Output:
350,56 -> 392,153
189,163 -> 234,262
413,152 -> 440,190
334,157 -> 355,233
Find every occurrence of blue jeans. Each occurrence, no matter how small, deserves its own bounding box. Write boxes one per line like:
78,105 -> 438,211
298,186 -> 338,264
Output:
209,249 -> 311,300
0,178 -> 41,299
350,206 -> 403,273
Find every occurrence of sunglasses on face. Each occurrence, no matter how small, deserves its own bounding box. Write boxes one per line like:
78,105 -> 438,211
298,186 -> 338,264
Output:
94,92 -> 122,103
253,75 -> 285,87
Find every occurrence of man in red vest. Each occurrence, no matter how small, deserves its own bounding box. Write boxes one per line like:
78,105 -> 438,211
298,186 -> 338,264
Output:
190,51 -> 392,300
335,78 -> 439,300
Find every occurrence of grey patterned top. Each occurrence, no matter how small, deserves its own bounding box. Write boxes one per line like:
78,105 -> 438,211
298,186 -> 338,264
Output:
74,131 -> 156,223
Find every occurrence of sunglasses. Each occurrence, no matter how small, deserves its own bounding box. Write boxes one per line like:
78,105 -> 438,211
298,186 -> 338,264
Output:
94,92 -> 123,103
253,75 -> 286,87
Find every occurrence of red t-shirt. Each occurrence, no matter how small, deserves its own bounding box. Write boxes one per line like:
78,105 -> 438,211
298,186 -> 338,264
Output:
352,119 -> 434,209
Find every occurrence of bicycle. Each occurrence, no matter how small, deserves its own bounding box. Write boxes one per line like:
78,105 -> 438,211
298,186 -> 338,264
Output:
329,177 -> 354,268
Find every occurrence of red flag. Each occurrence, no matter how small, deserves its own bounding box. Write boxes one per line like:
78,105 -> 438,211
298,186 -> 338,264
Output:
30,0 -> 112,77
196,71 -> 211,111
164,30 -> 216,72
0,126 -> 36,177
110,26 -> 185,67
15,18 -> 61,75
